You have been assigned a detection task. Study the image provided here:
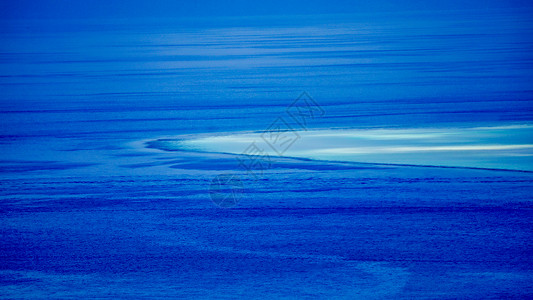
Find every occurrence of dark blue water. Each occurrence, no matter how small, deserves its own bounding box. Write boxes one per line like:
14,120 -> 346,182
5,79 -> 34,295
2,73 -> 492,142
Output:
1,9 -> 533,298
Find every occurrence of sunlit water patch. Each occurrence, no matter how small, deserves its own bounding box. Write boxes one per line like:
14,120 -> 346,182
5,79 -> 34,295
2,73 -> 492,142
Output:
148,125 -> 533,171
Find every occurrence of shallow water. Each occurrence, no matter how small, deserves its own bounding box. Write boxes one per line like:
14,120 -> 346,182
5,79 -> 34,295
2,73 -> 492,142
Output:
151,125 -> 533,171
1,9 -> 533,298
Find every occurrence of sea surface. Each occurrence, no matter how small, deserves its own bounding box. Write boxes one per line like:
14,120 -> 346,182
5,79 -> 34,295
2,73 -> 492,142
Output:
1,9 -> 533,298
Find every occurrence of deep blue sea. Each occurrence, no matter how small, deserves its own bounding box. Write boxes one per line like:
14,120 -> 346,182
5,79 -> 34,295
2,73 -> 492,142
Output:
1,9 -> 533,298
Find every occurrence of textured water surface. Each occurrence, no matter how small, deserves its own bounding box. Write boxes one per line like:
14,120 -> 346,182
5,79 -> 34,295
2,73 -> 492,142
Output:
1,9 -> 533,298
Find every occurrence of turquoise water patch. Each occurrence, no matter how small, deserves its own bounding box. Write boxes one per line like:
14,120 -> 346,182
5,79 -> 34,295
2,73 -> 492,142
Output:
149,125 -> 533,171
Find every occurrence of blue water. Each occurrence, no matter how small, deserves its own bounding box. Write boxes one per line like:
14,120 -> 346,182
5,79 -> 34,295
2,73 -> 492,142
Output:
1,9 -> 533,298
